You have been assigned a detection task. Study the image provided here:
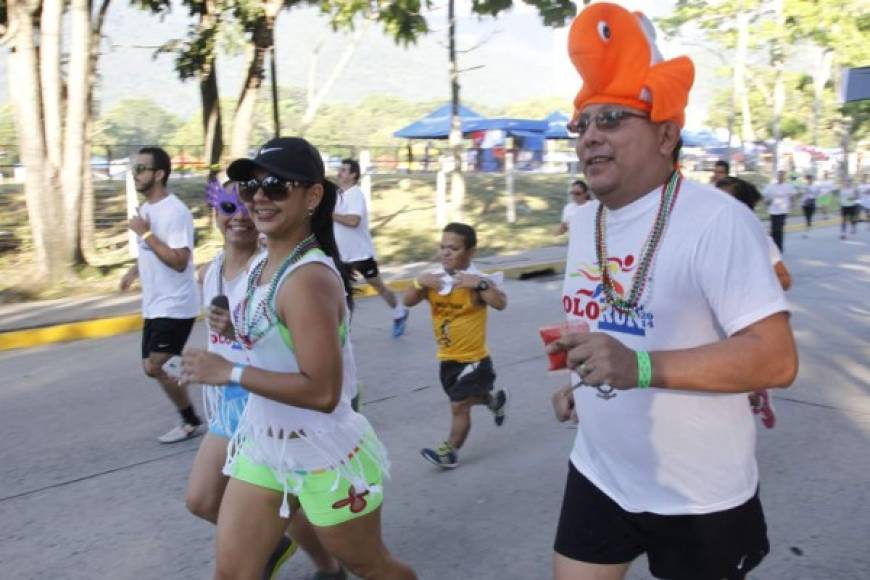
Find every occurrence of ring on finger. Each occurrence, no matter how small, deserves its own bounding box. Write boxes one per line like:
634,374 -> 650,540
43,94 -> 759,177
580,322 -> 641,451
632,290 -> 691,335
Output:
579,362 -> 591,376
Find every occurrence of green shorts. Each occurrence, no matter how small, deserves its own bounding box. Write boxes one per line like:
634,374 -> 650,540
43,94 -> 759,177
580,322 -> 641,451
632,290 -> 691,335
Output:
231,440 -> 385,527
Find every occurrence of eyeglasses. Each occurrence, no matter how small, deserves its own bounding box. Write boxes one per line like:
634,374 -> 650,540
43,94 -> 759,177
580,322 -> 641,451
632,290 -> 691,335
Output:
238,175 -> 312,203
567,110 -> 649,136
133,164 -> 157,175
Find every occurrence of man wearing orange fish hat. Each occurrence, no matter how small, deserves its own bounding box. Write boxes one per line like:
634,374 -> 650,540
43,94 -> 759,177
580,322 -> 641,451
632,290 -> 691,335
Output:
546,4 -> 798,579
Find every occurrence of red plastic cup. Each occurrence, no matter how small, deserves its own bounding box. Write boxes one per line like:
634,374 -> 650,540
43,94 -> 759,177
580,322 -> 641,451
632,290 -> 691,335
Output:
539,320 -> 590,371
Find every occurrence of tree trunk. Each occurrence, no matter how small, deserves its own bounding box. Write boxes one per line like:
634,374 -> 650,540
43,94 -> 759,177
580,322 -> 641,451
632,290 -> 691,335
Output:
80,0 -> 113,264
39,0 -> 63,169
734,10 -> 755,145
447,0 -> 465,222
200,0 -> 223,179
770,0 -> 785,172
63,0 -> 91,264
230,0 -> 282,158
230,19 -> 270,158
811,47 -> 833,148
80,114 -> 97,264
7,1 -> 70,283
299,21 -> 369,136
269,43 -> 280,138
202,67 -> 224,178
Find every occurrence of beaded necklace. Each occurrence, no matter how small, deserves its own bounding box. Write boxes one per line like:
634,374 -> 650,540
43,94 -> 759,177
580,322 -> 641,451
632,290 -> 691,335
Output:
234,234 -> 319,349
595,171 -> 682,316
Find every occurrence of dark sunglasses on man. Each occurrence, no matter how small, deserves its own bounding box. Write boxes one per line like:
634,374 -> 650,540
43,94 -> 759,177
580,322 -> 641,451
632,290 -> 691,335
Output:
237,175 -> 313,203
567,109 -> 648,136
132,164 -> 157,175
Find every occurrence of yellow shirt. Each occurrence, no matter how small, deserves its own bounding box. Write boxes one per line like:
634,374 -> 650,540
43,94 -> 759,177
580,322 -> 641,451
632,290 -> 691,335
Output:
427,286 -> 488,362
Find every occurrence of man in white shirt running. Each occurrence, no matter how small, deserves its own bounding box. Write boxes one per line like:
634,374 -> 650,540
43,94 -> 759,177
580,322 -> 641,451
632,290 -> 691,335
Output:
549,5 -> 798,580
333,158 -> 409,337
838,176 -> 860,239
800,173 -> 822,237
119,147 -> 203,443
762,170 -> 797,252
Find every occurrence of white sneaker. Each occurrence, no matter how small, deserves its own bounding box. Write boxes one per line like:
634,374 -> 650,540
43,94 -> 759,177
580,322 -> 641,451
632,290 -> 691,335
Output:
158,423 -> 203,444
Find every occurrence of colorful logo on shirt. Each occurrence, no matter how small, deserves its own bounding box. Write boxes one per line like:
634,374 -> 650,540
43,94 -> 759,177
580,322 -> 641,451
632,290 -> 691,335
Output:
209,331 -> 244,350
563,254 -> 655,337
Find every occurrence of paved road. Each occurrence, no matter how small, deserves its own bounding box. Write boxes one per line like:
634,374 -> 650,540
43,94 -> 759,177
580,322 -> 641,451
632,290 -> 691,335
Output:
1,225 -> 868,579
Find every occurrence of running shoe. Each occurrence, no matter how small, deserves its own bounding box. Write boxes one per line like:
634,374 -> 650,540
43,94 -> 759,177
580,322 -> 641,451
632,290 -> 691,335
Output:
308,568 -> 348,580
751,390 -> 776,429
157,423 -> 203,444
420,442 -> 458,469
392,309 -> 410,338
490,389 -> 509,427
263,535 -> 298,580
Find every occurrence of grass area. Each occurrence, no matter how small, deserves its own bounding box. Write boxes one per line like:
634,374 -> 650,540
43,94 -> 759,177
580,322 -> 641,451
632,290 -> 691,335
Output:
0,168 -> 849,301
0,173 -> 572,301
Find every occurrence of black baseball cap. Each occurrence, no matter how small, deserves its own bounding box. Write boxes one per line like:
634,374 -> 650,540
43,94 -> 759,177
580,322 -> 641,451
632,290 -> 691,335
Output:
227,137 -> 336,195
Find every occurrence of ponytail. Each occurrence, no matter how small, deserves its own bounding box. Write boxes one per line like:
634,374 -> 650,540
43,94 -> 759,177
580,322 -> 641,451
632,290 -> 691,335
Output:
312,182 -> 356,310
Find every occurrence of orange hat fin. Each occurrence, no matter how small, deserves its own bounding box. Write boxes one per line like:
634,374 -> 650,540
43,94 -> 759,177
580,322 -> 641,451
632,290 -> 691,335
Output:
644,56 -> 695,127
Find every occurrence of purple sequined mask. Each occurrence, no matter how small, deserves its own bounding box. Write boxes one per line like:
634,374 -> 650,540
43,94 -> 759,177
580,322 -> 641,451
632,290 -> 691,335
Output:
206,179 -> 249,218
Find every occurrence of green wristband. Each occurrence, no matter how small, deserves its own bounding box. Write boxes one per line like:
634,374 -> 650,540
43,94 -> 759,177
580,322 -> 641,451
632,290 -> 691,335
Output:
636,350 -> 652,389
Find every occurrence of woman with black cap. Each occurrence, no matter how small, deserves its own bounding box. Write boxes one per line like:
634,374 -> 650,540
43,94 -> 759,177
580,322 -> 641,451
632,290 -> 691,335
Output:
182,137 -> 415,580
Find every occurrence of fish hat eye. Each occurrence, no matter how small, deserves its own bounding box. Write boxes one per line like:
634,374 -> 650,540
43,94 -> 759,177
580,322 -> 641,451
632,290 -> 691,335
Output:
597,21 -> 611,41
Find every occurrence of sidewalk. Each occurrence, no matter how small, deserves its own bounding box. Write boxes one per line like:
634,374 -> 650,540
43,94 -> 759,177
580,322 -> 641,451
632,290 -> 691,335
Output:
0,245 -> 569,351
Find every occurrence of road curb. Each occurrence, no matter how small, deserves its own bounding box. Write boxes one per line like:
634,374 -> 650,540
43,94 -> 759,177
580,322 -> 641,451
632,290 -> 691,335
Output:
0,260 -> 566,352
0,313 -> 143,352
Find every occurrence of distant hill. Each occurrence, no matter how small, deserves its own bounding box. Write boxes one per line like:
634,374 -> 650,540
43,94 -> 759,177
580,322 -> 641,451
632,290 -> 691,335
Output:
0,1 -> 720,129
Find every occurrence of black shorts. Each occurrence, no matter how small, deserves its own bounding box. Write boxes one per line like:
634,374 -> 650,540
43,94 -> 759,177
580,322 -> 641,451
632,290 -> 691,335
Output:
141,317 -> 196,359
349,258 -> 380,280
439,357 -> 496,402
841,205 -> 858,219
555,463 -> 769,580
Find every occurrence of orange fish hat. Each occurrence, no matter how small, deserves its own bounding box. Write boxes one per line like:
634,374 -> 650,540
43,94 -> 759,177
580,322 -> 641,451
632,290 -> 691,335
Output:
568,2 -> 695,128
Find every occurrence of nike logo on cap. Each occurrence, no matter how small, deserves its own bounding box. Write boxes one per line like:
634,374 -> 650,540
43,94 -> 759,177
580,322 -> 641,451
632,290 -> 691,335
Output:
259,147 -> 282,154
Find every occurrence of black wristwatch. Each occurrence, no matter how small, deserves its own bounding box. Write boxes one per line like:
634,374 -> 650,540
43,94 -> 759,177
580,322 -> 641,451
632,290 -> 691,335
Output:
475,280 -> 490,292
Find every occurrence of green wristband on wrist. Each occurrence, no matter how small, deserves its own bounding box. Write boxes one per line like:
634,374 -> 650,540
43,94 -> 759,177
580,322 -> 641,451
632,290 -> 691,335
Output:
636,350 -> 652,389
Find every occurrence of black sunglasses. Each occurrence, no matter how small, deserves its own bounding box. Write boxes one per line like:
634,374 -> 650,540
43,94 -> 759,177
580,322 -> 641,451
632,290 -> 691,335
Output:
567,110 -> 648,136
238,175 -> 313,202
133,164 -> 157,175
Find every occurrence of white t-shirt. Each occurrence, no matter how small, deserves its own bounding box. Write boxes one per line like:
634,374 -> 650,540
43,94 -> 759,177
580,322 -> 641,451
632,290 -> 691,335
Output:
762,182 -> 797,215
137,194 -> 200,319
561,202 -> 584,226
839,187 -> 858,207
859,183 -> 870,210
562,179 -> 788,515
334,185 -> 376,262
800,184 -> 823,205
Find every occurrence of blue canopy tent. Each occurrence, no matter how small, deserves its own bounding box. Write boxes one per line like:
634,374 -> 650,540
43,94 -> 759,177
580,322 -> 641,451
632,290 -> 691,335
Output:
393,104 -> 488,139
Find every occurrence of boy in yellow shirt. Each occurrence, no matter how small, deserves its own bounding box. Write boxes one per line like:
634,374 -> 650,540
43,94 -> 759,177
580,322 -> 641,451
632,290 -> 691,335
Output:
404,222 -> 508,469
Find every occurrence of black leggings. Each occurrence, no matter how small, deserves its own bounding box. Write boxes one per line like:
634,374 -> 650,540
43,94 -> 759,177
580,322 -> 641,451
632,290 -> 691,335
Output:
770,214 -> 786,253
802,201 -> 815,228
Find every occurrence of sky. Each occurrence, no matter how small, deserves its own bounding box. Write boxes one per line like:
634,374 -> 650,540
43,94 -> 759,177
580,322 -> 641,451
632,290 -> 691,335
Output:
0,1 -> 721,130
